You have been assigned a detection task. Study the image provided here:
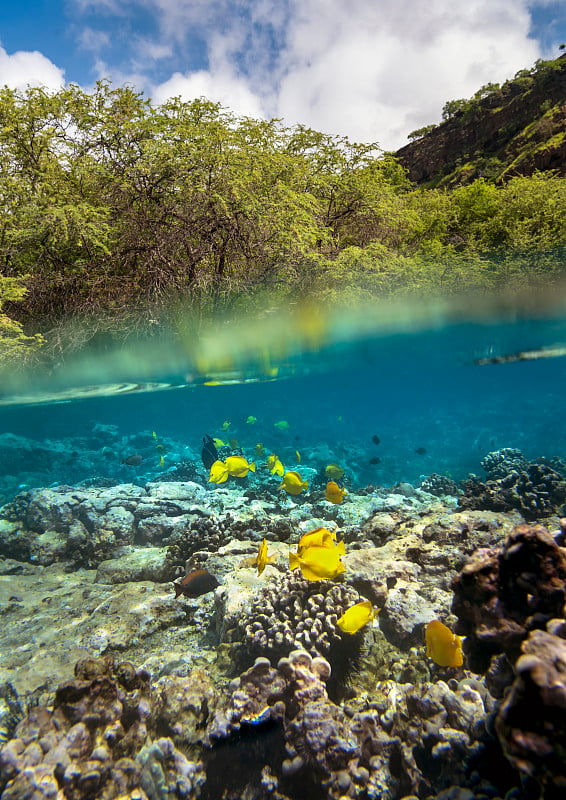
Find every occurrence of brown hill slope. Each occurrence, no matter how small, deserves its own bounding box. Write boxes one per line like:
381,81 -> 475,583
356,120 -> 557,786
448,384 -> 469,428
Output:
396,54 -> 566,187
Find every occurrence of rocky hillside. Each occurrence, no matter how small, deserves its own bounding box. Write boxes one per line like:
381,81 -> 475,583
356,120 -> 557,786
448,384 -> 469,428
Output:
396,53 -> 566,187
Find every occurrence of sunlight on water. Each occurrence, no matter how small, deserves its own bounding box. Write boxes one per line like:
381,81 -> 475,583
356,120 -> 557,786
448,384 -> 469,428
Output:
1,282 -> 566,406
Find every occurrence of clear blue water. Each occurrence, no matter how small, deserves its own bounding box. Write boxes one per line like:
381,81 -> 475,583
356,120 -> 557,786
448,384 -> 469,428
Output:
1,299 -> 565,495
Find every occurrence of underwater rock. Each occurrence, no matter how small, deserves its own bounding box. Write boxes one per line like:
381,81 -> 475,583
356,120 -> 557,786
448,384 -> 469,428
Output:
95,547 -> 169,584
379,586 -> 440,650
152,670 -> 218,749
145,481 -> 209,503
451,523 -> 566,675
458,463 -> 566,521
495,627 -> 566,792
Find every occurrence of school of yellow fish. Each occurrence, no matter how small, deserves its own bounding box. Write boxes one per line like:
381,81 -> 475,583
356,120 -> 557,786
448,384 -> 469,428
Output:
204,418 -> 466,664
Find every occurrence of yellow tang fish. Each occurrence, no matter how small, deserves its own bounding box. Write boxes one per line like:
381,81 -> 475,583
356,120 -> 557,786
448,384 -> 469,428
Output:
208,460 -> 229,484
325,463 -> 345,481
246,415 -> 257,424
289,545 -> 345,581
425,620 -> 464,667
212,438 -> 226,447
325,481 -> 347,504
298,527 -> 338,553
274,420 -> 289,430
295,450 -> 301,463
255,538 -> 275,576
225,455 -> 256,477
159,454 -> 165,468
221,420 -> 231,431
280,470 -> 308,495
336,600 -> 378,634
266,454 -> 285,477
255,443 -> 266,458
152,430 -> 158,440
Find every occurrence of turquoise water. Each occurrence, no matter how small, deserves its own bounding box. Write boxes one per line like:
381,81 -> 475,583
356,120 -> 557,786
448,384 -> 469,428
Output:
1,294 -> 566,800
1,299 -> 565,495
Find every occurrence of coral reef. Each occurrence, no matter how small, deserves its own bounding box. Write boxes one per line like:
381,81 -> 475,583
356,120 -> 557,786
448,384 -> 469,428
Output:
451,523 -> 566,676
458,463 -> 566,520
210,650 -> 495,800
0,655 -> 205,800
231,572 -> 366,695
419,474 -> 460,497
495,626 -> 566,796
162,513 -> 295,580
480,448 -> 529,480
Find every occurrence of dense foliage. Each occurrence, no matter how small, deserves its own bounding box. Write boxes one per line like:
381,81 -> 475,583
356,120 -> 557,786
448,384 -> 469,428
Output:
0,81 -> 565,361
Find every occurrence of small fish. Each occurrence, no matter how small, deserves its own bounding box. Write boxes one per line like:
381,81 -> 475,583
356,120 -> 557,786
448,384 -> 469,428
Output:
121,454 -> 143,466
155,443 -> 167,453
325,481 -> 347,504
325,463 -> 344,481
295,450 -> 301,463
280,470 -> 308,495
174,569 -> 219,598
289,544 -> 346,581
372,435 -> 381,446
212,437 -> 226,447
152,431 -> 158,440
298,527 -> 339,553
255,538 -> 275,576
209,460 -> 229,483
274,420 -> 289,431
369,457 -> 381,465
201,435 -> 219,469
159,454 -> 165,467
266,453 -> 285,476
221,421 -> 231,431
246,415 -> 257,424
225,455 -> 256,477
425,620 -> 464,667
415,447 -> 427,455
255,443 -> 266,458
336,600 -> 378,634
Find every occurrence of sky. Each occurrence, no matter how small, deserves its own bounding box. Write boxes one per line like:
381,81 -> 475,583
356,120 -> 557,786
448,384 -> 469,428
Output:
1,0 -> 565,150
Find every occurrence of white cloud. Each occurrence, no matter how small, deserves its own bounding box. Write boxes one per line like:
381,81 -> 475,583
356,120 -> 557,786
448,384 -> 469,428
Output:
68,0 -> 547,148
151,67 -> 265,119
0,46 -> 66,92
78,27 -> 111,53
273,0 -> 542,148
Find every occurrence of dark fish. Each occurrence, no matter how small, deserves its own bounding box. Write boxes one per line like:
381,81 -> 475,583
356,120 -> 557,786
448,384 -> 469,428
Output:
121,454 -> 143,466
371,435 -> 380,446
414,447 -> 427,455
369,456 -> 381,465
174,569 -> 219,598
201,434 -> 219,469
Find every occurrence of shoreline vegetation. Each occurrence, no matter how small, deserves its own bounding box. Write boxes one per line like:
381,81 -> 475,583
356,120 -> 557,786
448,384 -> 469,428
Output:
1,55 -> 565,366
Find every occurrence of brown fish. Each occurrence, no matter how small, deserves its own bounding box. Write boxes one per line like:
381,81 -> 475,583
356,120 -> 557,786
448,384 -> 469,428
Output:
173,569 -> 219,598
121,454 -> 143,466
